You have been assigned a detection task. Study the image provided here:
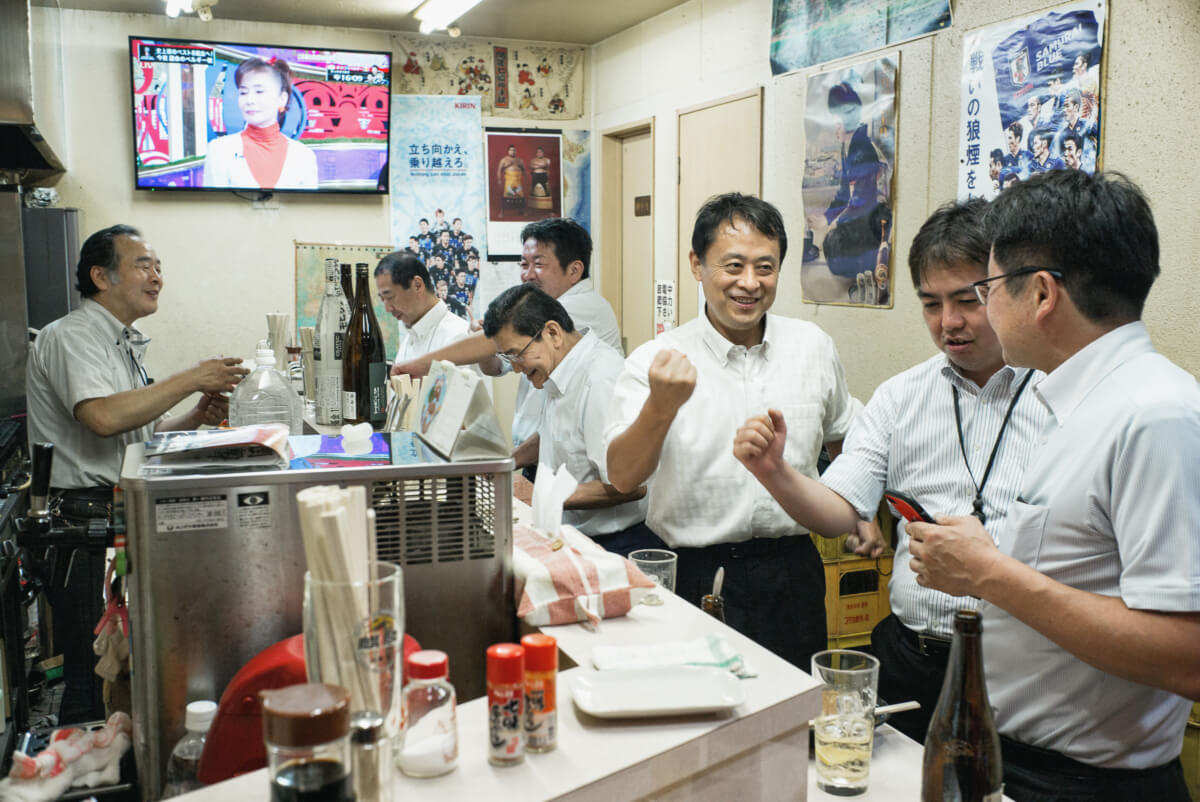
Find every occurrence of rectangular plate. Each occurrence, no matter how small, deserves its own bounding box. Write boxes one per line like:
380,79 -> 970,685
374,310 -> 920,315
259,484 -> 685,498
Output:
571,666 -> 746,719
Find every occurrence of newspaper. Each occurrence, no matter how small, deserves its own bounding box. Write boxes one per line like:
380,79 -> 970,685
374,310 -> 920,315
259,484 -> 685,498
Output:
138,424 -> 291,476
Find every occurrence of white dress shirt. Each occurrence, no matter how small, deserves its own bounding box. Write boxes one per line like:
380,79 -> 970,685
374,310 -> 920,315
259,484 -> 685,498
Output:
604,311 -> 855,548
26,299 -> 157,488
538,330 -> 646,535
820,354 -> 1046,638
511,278 -> 622,446
392,299 -> 470,367
984,321 -> 1200,769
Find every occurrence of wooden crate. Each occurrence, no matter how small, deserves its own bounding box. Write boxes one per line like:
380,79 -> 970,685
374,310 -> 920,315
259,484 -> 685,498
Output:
824,554 -> 893,642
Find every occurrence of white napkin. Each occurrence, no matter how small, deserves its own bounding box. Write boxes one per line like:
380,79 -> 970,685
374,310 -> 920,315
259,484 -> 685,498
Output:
591,634 -> 757,678
530,462 -> 579,537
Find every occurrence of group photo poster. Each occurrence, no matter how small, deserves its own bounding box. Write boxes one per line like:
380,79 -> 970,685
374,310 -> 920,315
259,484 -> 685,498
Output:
801,54 -> 898,308
389,94 -> 487,321
484,130 -> 564,259
770,0 -> 949,75
957,0 -> 1106,200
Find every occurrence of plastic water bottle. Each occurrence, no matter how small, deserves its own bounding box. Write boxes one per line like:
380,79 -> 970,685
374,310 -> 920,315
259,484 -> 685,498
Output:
162,699 -> 217,797
230,342 -> 300,432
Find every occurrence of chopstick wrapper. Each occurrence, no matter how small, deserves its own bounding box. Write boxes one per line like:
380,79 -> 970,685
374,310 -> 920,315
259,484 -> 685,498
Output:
514,464 -> 656,629
592,635 -> 756,678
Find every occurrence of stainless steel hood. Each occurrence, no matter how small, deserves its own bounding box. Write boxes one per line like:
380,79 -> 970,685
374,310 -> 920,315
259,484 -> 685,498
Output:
0,0 -> 65,183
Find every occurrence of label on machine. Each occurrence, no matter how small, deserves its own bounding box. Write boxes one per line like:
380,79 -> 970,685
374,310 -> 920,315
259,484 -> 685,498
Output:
154,494 -> 228,533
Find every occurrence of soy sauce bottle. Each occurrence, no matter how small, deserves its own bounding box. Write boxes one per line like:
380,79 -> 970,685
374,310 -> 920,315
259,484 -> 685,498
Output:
261,683 -> 356,802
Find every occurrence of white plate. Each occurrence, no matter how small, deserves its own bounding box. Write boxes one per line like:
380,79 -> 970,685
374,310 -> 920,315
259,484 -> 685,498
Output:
571,666 -> 746,719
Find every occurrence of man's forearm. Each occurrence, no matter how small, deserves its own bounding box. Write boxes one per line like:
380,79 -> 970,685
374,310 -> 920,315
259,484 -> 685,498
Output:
751,459 -> 861,537
606,402 -> 676,494
978,555 -> 1200,700
75,372 -> 198,437
564,480 -> 646,511
425,331 -> 498,368
512,433 -> 539,469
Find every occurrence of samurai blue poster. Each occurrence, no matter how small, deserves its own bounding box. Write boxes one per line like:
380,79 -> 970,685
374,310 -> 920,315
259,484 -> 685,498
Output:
957,0 -> 1105,200
389,95 -> 487,320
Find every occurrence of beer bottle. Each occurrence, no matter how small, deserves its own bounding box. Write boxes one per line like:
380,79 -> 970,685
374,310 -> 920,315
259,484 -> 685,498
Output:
921,609 -> 1003,801
313,258 -> 350,425
342,262 -> 387,427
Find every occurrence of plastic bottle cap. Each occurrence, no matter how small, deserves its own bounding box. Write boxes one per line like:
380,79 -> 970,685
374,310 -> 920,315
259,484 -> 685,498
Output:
407,649 -> 449,680
184,700 -> 218,732
486,643 -> 524,685
260,683 -> 351,748
520,634 -> 557,672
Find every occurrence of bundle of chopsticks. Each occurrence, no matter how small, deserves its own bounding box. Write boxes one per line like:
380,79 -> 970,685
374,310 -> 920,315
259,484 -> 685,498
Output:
383,374 -> 423,431
296,485 -> 379,712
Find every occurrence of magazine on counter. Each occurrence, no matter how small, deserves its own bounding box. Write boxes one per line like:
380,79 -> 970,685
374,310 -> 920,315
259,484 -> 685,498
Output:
138,424 -> 291,476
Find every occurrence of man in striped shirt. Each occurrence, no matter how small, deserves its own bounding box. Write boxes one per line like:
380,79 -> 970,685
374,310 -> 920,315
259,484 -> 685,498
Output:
734,199 -> 1045,741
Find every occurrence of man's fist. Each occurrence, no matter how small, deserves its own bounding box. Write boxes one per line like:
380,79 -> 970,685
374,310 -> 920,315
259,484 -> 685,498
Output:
647,349 -> 696,418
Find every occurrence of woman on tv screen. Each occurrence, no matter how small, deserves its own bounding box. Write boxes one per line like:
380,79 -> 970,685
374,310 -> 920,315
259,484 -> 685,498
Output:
204,56 -> 318,190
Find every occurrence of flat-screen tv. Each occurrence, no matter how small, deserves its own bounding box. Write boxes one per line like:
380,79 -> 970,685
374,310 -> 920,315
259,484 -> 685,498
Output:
129,36 -> 391,193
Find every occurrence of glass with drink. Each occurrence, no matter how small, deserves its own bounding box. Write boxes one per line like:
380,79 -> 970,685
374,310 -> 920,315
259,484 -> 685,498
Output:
810,649 -> 879,796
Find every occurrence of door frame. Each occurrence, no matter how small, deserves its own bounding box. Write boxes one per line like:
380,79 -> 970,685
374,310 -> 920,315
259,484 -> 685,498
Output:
599,117 -> 655,343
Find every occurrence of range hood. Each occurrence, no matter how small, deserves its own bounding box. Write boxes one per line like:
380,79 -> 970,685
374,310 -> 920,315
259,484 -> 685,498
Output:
0,0 -> 65,184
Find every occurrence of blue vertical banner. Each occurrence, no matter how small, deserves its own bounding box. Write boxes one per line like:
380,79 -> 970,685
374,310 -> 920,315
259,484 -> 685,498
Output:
389,95 -> 487,320
562,129 -> 591,234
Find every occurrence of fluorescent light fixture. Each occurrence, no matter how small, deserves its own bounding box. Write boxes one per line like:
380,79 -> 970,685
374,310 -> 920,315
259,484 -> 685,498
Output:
413,0 -> 484,33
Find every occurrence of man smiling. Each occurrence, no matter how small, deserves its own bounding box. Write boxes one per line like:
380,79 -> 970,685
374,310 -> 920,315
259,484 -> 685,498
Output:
604,193 -> 855,668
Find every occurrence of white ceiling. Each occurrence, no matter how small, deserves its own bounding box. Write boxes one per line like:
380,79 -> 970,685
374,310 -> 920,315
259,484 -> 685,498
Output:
33,0 -> 691,45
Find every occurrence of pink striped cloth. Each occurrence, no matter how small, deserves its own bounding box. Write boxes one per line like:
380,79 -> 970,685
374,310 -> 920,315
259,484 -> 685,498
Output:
514,524 -> 656,628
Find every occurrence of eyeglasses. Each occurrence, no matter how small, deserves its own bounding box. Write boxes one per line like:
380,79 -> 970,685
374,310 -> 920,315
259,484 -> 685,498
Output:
972,267 -> 1063,304
496,324 -> 544,368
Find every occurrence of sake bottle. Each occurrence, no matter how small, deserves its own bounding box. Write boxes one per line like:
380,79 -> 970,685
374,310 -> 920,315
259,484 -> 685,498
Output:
341,263 -> 387,426
314,258 -> 350,425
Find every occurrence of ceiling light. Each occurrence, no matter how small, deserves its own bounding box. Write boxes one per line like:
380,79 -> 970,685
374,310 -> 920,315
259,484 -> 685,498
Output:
413,0 -> 484,34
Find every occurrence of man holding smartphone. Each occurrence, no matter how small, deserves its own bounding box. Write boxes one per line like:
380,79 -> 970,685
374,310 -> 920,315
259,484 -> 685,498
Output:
733,200 -> 1046,740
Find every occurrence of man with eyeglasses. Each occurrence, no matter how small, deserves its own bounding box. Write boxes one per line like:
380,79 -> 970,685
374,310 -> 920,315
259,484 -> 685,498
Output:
482,284 -> 647,547
25,224 -> 248,722
731,199 -> 1045,740
909,171 -> 1200,801
604,193 -> 855,670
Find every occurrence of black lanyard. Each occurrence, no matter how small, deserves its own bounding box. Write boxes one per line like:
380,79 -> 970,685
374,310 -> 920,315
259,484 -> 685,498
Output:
951,370 -> 1034,524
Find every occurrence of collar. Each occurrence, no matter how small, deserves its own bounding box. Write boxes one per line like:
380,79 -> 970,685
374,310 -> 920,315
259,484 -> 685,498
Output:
938,355 -> 1023,396
558,277 -> 594,300
81,297 -> 150,353
1034,321 -> 1153,425
698,306 -> 772,366
543,329 -> 594,400
407,298 -> 450,339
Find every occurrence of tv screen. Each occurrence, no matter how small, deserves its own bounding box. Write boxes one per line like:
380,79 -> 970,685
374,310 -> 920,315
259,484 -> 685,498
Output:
130,36 -> 391,193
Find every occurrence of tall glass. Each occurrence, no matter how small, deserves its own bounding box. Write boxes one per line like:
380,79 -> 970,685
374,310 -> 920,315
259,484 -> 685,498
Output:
304,561 -> 405,741
810,649 -> 879,796
629,548 -> 677,606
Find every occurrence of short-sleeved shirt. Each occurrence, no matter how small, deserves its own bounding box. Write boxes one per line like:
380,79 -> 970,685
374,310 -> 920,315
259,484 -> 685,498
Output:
538,330 -> 645,535
392,300 -> 469,368
26,299 -> 157,488
603,311 -> 854,548
984,321 -> 1200,768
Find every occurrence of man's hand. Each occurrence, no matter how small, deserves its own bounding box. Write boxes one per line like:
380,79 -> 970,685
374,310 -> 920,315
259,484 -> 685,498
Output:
846,517 -> 886,558
646,349 -> 696,419
733,409 -> 787,478
392,357 -> 430,379
907,515 -> 1000,597
195,391 -> 228,426
190,357 -> 248,393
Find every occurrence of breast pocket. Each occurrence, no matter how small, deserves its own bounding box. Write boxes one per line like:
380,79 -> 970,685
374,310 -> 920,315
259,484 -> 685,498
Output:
1001,500 -> 1049,567
779,403 -> 824,468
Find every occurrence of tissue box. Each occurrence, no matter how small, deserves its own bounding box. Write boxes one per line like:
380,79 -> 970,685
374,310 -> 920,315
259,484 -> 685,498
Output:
514,524 -> 656,627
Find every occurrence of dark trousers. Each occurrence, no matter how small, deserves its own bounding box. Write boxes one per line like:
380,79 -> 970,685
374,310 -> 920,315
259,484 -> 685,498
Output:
1001,736 -> 1191,802
671,533 -> 828,671
590,521 -> 668,558
870,613 -> 950,743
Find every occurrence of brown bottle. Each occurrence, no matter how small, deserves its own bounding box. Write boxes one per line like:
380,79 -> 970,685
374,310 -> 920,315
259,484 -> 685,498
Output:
921,609 -> 1003,802
341,263 -> 387,427
339,263 -> 354,305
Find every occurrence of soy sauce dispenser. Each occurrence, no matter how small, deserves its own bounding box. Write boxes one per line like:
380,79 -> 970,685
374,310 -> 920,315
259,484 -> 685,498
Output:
261,683 -> 355,802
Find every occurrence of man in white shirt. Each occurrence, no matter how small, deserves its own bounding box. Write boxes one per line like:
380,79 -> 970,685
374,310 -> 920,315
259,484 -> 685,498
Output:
392,218 -> 620,472
26,224 -> 248,722
482,284 -> 648,544
373,250 -> 469,368
910,170 -> 1199,800
604,193 -> 855,669
732,199 -> 1046,740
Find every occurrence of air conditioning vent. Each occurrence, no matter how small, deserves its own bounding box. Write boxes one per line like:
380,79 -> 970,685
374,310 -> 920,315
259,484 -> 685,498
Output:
370,473 -> 498,566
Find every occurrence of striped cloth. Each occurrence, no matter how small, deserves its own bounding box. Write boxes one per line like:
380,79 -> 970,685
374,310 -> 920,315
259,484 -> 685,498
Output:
514,524 -> 655,628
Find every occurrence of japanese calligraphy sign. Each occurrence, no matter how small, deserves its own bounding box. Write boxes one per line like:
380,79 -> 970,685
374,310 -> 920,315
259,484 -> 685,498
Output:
957,0 -> 1106,200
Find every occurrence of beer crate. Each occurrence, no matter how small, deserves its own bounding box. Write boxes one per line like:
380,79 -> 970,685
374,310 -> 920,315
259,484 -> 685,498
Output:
824,554 -> 893,642
1183,718 -> 1199,802
815,500 -> 898,563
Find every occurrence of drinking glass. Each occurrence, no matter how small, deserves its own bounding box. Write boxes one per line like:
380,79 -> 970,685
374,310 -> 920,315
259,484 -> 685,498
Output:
629,548 -> 677,606
810,649 -> 879,796
304,561 -> 405,740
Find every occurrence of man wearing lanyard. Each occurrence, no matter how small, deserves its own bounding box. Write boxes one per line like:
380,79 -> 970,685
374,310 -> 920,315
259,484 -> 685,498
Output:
26,224 -> 247,721
604,193 -> 856,669
732,200 -> 1045,740
910,171 -> 1199,800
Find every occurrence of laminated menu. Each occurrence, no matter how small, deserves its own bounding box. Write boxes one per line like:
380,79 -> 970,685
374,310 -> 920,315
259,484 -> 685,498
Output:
138,424 -> 291,476
414,360 -> 508,461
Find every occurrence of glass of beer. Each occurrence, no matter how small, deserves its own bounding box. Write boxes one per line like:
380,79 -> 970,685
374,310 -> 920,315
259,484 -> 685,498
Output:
810,649 -> 880,796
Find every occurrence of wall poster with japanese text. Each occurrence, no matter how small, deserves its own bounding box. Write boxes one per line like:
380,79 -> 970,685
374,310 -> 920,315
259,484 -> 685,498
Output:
389,95 -> 487,322
801,55 -> 897,308
484,130 -> 563,259
957,0 -> 1105,200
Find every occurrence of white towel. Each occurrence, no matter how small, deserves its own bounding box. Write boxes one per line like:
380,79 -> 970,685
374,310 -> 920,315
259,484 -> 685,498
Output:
591,635 -> 756,678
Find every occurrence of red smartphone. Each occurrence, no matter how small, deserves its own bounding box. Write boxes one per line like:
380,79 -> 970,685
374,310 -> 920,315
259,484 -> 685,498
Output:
884,489 -> 936,523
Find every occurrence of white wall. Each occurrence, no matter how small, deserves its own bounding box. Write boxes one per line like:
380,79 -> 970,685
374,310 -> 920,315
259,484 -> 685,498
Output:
590,0 -> 1200,400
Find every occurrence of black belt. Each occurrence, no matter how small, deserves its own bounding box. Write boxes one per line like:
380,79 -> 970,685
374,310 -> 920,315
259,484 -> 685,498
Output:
1001,735 -> 1180,781
674,535 -> 810,560
895,619 -> 952,659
